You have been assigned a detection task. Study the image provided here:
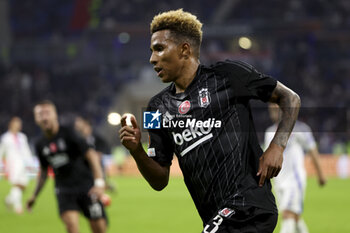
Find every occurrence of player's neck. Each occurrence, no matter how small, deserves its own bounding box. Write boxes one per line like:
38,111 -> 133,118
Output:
44,122 -> 60,139
9,129 -> 19,134
174,59 -> 200,93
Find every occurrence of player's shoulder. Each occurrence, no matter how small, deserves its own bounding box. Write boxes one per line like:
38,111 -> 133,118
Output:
59,125 -> 82,141
34,135 -> 46,149
209,59 -> 254,75
148,84 -> 173,109
59,125 -> 74,135
0,132 -> 13,142
0,132 -> 8,141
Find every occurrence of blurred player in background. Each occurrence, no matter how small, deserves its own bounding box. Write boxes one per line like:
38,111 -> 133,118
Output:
0,116 -> 33,214
264,103 -> 326,233
119,9 -> 300,233
27,100 -> 108,233
75,116 -> 115,192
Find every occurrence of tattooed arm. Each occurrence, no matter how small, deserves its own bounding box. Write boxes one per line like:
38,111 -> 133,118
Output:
268,82 -> 301,148
257,81 -> 301,186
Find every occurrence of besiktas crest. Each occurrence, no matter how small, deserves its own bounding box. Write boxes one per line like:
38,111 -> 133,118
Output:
198,88 -> 211,108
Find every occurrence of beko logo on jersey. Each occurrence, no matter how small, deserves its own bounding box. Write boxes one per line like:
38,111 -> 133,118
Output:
173,126 -> 215,157
172,125 -> 212,145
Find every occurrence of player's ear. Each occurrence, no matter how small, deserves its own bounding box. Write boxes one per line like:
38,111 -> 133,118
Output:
181,43 -> 191,59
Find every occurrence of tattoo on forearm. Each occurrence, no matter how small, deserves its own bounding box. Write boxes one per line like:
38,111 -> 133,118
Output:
270,83 -> 300,148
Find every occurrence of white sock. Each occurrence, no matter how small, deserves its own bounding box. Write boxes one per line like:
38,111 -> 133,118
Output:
280,218 -> 297,233
296,218 -> 309,233
6,187 -> 17,204
8,187 -> 23,212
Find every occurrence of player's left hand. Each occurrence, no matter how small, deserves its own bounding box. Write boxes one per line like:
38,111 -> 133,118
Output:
257,142 -> 284,187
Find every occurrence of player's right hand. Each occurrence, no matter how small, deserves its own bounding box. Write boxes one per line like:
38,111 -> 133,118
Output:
257,142 -> 283,187
26,196 -> 36,212
119,114 -> 142,153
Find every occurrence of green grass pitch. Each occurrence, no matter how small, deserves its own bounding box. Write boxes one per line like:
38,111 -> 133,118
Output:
1,176 -> 349,233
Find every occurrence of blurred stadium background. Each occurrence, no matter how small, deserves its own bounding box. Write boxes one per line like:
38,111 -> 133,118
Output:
0,0 -> 349,232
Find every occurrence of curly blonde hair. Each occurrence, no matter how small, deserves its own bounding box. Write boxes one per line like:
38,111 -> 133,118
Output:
150,9 -> 203,58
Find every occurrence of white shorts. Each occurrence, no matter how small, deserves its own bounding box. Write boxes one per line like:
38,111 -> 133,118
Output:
6,160 -> 29,186
275,185 -> 305,214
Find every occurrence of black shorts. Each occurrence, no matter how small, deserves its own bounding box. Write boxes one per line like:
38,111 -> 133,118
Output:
202,206 -> 277,233
56,191 -> 107,220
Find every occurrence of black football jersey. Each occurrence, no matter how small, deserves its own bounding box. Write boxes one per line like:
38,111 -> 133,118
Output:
146,60 -> 278,223
35,126 -> 94,193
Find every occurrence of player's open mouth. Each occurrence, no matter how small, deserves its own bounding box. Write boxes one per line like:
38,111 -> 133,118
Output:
154,67 -> 163,76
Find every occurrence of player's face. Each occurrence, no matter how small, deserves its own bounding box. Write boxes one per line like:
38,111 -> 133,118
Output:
9,118 -> 22,132
34,104 -> 58,132
149,30 -> 185,83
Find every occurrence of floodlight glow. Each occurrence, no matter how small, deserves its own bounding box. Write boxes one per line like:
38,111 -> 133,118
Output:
238,37 -> 252,49
108,112 -> 121,126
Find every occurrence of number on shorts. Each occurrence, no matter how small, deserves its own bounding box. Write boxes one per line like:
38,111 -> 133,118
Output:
203,215 -> 223,233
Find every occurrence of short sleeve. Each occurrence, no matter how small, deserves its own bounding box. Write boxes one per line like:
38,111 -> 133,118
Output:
66,128 -> 90,157
222,60 -> 277,102
148,129 -> 174,166
146,99 -> 174,167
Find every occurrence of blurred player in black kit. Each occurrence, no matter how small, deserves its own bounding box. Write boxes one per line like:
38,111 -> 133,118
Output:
27,100 -> 108,233
75,116 -> 115,192
119,9 -> 300,233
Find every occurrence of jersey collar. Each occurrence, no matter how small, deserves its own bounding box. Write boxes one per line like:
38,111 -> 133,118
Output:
169,64 -> 203,100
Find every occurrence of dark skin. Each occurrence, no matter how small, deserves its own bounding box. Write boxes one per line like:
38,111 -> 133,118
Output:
119,29 -> 300,190
149,30 -> 199,93
119,116 -> 169,191
258,82 -> 300,186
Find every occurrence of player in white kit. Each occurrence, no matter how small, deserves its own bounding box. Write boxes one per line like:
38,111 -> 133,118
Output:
264,104 -> 326,233
0,117 -> 33,214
